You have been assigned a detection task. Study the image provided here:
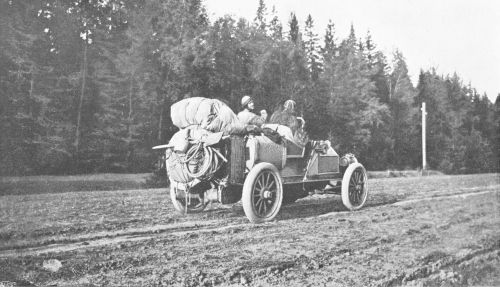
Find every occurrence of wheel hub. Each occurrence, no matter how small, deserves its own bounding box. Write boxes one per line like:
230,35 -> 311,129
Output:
262,190 -> 273,199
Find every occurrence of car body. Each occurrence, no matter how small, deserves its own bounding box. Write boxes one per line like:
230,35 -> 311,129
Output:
155,124 -> 368,223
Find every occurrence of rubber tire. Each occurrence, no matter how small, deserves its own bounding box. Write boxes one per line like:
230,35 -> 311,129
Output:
341,163 -> 368,211
242,162 -> 283,223
170,185 -> 207,214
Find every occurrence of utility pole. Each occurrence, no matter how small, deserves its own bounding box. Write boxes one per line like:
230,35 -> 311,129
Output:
421,102 -> 427,174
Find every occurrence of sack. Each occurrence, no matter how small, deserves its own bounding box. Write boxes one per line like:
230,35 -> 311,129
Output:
166,151 -> 192,183
171,97 -> 211,128
171,97 -> 242,135
167,129 -> 189,153
262,127 -> 283,144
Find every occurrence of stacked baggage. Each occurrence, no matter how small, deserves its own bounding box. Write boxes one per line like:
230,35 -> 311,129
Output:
166,97 -> 243,184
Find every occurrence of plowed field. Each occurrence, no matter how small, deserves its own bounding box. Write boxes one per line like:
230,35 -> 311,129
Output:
0,174 -> 499,286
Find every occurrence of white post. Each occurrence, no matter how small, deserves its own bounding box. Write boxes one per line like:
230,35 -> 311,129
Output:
421,102 -> 427,173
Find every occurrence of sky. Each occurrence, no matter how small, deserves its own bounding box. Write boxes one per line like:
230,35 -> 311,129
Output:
204,0 -> 500,102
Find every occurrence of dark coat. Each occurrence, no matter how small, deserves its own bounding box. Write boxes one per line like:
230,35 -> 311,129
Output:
269,109 -> 298,134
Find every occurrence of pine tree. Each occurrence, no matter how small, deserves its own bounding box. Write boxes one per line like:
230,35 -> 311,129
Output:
254,0 -> 267,33
303,14 -> 321,81
364,31 -> 376,68
322,20 -> 337,64
288,13 -> 299,44
32,0 -> 127,170
320,24 -> 388,159
151,0 -> 211,143
386,51 -> 417,168
346,24 -> 357,50
363,32 -> 391,128
0,0 -> 50,174
268,5 -> 282,41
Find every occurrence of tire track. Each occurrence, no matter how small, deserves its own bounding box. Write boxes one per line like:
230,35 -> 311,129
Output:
393,188 -> 498,206
318,187 -> 498,218
0,220 -> 262,258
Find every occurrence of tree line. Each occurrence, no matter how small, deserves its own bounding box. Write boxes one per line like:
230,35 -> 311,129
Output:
1,0 -> 498,175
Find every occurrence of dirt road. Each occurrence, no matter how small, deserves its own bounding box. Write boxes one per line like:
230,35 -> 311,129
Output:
0,174 -> 499,286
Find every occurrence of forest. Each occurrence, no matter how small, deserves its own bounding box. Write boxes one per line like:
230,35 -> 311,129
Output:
1,0 -> 498,176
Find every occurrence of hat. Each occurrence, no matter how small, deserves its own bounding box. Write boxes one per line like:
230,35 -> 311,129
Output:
241,95 -> 252,107
284,99 -> 296,111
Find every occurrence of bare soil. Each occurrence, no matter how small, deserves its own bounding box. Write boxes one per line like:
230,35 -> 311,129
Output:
0,174 -> 498,286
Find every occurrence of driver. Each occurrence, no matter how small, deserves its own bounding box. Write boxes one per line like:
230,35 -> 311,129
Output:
237,95 -> 264,126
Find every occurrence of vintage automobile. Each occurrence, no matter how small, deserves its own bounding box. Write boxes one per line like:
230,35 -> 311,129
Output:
154,122 -> 368,224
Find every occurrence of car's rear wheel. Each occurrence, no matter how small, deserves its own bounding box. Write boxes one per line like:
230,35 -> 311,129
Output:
242,163 -> 283,223
341,163 -> 368,210
170,183 -> 207,214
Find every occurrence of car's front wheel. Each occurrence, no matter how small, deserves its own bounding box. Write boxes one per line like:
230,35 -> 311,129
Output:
341,163 -> 368,210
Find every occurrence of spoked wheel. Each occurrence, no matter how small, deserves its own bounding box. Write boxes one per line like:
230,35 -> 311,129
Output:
242,163 -> 283,223
341,163 -> 368,210
170,182 -> 207,214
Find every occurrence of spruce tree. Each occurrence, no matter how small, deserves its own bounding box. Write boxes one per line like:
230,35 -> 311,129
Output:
322,20 -> 337,64
288,13 -> 299,44
303,14 -> 321,80
268,5 -> 282,41
254,0 -> 267,33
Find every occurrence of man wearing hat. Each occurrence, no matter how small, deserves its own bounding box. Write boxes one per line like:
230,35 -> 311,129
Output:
237,95 -> 264,126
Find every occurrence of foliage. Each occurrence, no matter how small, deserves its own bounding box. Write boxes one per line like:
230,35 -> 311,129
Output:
0,0 -> 497,175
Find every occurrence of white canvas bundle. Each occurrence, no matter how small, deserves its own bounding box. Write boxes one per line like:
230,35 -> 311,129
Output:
170,97 -> 244,135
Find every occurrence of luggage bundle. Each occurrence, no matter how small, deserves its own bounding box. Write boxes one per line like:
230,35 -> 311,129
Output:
166,97 -> 242,185
170,97 -> 245,135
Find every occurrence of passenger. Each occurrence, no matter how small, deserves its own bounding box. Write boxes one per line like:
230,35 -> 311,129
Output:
237,95 -> 264,126
269,100 -> 299,133
270,100 -> 309,146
